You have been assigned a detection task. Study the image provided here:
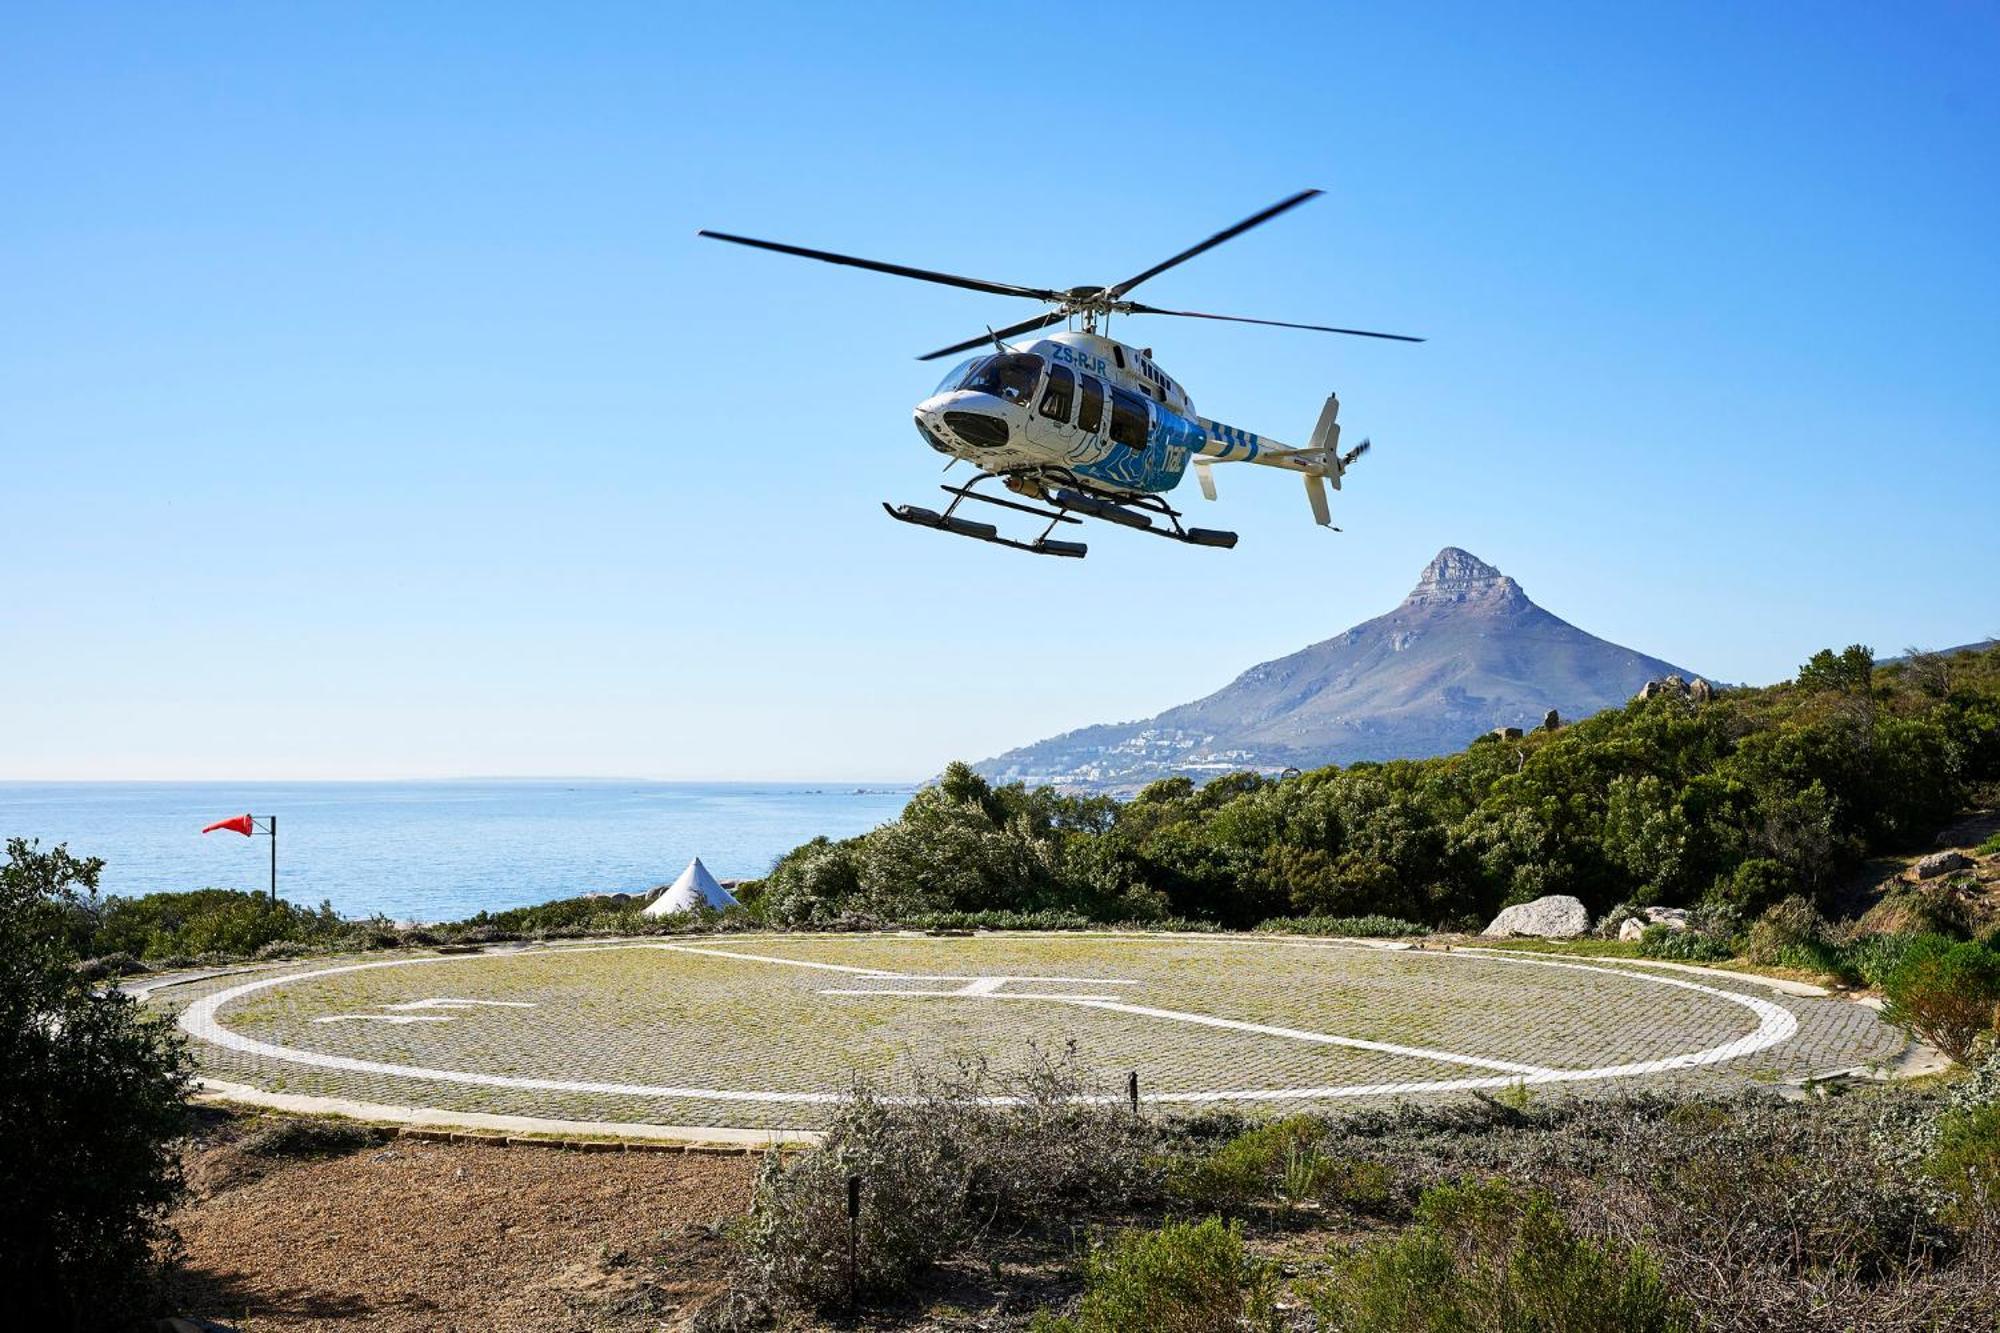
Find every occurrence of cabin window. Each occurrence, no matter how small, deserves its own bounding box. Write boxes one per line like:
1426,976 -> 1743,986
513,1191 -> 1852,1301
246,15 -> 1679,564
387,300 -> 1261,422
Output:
959,352 -> 1041,403
1111,346 -> 1126,369
1108,386 -> 1150,449
1038,364 -> 1075,422
1077,375 -> 1104,433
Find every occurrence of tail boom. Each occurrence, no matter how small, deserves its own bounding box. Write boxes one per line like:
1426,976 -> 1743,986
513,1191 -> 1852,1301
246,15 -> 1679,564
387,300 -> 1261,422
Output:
1195,393 -> 1352,527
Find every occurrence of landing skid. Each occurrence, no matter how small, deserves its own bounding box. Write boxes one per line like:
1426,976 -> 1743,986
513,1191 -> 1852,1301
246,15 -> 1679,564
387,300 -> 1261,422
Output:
884,469 -> 1238,557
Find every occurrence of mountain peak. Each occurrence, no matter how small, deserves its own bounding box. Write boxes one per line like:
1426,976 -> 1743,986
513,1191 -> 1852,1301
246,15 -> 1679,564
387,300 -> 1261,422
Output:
1405,547 -> 1520,606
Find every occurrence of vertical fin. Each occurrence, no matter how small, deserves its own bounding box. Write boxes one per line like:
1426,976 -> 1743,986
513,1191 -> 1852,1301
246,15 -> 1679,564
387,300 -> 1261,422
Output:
1305,473 -> 1331,526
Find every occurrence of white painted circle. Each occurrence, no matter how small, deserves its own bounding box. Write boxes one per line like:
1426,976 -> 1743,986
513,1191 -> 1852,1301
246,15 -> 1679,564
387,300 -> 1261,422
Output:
176,937 -> 1800,1106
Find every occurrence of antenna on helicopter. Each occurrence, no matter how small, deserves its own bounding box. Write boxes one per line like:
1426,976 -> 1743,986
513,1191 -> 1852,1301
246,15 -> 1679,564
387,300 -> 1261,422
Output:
697,190 -> 1424,360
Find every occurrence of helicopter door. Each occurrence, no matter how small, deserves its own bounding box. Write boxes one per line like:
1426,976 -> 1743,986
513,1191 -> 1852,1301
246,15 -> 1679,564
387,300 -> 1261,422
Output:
1036,363 -> 1084,457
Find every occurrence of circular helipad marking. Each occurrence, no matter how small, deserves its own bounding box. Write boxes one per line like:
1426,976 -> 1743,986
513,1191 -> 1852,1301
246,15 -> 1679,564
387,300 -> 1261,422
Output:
178,936 -> 1800,1105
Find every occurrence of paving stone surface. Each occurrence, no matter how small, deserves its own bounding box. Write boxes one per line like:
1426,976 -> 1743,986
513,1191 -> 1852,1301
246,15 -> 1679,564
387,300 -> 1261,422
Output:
148,932 -> 1905,1132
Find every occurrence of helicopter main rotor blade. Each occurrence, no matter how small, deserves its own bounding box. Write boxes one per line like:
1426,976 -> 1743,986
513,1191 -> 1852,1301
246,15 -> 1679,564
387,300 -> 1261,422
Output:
697,230 -> 1065,303
1121,302 -> 1425,342
1105,189 -> 1323,299
918,310 -> 1069,362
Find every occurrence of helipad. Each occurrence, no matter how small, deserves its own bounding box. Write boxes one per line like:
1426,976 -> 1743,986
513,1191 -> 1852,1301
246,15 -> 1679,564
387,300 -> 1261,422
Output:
148,933 -> 1902,1135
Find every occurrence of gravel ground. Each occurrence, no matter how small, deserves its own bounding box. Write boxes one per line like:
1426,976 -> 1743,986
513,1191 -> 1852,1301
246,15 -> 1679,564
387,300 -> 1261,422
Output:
162,1114 -> 758,1332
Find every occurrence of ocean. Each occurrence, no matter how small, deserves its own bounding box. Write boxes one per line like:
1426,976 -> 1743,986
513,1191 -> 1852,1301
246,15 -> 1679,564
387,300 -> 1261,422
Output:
0,780 -> 916,922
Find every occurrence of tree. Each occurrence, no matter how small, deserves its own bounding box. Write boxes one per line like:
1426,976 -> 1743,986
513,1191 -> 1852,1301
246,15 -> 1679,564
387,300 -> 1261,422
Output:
0,839 -> 194,1326
1796,644 -> 1875,696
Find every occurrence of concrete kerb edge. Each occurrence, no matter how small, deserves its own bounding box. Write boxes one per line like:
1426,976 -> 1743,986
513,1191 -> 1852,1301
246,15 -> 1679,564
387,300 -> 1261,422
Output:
191,1076 -> 820,1149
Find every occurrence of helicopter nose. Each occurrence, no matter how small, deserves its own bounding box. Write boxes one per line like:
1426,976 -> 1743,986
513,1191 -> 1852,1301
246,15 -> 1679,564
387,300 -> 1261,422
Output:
913,398 -> 957,455
916,391 -> 1012,450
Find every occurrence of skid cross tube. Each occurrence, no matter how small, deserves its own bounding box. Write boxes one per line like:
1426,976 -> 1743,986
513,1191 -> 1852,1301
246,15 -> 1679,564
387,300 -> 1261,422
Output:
882,470 -> 1087,557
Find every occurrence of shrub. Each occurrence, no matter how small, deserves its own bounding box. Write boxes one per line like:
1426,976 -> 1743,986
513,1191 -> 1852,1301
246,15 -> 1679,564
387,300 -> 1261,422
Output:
1880,935 -> 2000,1064
1310,1177 -> 1690,1333
904,908 -> 1098,932
735,1098 -> 966,1308
240,1117 -> 382,1159
732,1051 -> 1160,1312
1709,857 -> 1795,916
1,840 -> 195,1325
1030,1216 -> 1272,1333
1862,884 -> 1975,941
1744,895 -> 1830,967
1924,1101 -> 2000,1230
1169,1116 -> 1326,1212
1252,914 -> 1427,938
1166,1115 -> 1403,1222
72,950 -> 146,982
1840,931 -> 1925,989
1636,924 -> 1733,962
92,887 -> 346,960
1316,1156 -> 1399,1215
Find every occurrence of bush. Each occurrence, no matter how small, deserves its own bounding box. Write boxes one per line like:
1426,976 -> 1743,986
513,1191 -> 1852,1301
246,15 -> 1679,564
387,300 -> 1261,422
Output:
1169,1116 -> 1326,1212
1636,924 -> 1733,962
1031,1216 -> 1272,1333
1168,1114 -> 1404,1222
1924,1101 -> 2000,1230
1744,896 -> 1831,968
1,840 -> 195,1325
1840,931 -> 1926,989
1709,857 -> 1796,916
240,1117 -> 382,1159
1310,1177 -> 1689,1333
905,908 -> 1098,932
1252,914 -> 1428,938
92,887 -> 346,960
732,1050 -> 1160,1312
1862,884 -> 1976,941
73,950 -> 147,982
1880,935 -> 2000,1064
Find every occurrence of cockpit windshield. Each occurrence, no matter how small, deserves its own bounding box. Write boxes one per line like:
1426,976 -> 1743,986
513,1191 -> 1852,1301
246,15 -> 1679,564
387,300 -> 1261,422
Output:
932,357 -> 981,396
957,353 -> 1042,404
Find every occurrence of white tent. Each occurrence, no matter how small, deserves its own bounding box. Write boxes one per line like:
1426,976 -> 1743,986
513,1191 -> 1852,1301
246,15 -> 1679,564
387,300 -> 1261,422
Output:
641,856 -> 739,917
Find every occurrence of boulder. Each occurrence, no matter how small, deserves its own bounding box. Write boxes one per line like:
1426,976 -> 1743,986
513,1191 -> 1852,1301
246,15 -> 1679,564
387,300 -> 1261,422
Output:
1489,726 -> 1524,741
1617,906 -> 1692,941
1541,709 -> 1561,732
1482,895 -> 1591,939
1914,850 -> 1974,880
1638,674 -> 1688,702
1637,674 -> 1718,704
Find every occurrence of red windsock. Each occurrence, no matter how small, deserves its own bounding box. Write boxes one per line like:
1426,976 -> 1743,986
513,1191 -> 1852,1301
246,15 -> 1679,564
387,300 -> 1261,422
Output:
202,813 -> 256,837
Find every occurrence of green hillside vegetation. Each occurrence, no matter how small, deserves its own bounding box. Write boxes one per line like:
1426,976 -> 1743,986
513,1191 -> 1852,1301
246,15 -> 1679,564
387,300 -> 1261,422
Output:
754,643 -> 2000,934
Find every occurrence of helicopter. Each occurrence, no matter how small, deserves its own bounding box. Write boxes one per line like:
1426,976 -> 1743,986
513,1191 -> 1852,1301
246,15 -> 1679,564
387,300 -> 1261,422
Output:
698,190 -> 1420,559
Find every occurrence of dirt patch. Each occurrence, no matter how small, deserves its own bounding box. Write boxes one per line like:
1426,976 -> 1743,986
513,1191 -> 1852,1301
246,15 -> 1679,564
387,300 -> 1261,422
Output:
163,1114 -> 758,1332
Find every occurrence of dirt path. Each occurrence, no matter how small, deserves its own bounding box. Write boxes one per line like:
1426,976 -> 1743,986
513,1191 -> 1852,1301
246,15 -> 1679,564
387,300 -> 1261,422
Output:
164,1121 -> 757,1332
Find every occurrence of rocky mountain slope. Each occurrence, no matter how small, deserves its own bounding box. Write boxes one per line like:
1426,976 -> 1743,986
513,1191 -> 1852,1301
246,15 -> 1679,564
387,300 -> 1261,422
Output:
976,548 -> 1698,790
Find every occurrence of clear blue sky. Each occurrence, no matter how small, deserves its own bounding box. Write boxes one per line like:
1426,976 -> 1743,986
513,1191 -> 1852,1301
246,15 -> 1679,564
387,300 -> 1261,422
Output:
4,2 -> 1996,781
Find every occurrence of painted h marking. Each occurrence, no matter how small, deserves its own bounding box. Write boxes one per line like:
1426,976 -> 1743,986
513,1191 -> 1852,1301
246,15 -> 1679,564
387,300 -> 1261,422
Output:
818,974 -> 1139,1000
